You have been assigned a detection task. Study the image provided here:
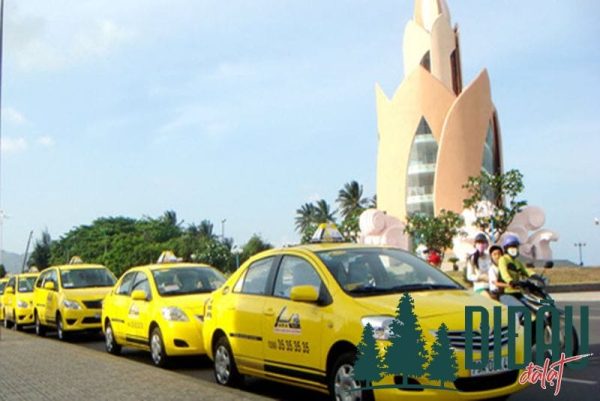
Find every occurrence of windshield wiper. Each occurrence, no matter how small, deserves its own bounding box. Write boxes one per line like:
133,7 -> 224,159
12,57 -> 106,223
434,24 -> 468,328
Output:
388,283 -> 460,292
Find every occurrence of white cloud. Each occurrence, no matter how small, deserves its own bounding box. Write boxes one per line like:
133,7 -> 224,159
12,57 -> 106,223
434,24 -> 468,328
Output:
2,107 -> 27,125
156,105 -> 236,143
1,137 -> 28,154
36,136 -> 55,147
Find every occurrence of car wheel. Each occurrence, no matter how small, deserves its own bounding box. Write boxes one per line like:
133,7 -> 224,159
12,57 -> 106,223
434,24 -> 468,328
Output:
12,310 -> 20,331
150,326 -> 169,367
56,315 -> 68,341
213,335 -> 243,387
329,352 -> 372,401
3,311 -> 11,329
105,321 -> 121,355
35,312 -> 46,337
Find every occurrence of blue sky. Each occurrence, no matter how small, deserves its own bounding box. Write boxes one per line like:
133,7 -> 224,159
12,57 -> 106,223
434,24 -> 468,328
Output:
1,0 -> 599,265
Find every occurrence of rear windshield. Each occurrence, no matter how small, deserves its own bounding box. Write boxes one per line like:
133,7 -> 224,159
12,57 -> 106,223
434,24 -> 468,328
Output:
17,277 -> 38,293
152,266 -> 226,296
61,268 -> 116,289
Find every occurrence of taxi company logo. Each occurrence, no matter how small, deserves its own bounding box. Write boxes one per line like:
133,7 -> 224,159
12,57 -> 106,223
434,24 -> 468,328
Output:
352,294 -> 591,397
274,307 -> 301,334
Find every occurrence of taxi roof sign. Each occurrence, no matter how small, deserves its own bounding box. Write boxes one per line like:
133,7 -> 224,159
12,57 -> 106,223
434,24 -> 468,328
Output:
69,256 -> 84,265
310,223 -> 345,243
157,250 -> 182,264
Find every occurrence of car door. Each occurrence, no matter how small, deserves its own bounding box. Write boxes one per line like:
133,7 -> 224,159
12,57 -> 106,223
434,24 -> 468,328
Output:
109,271 -> 137,342
34,270 -> 50,324
227,256 -> 276,373
262,255 -> 325,384
44,269 -> 60,326
127,271 -> 152,346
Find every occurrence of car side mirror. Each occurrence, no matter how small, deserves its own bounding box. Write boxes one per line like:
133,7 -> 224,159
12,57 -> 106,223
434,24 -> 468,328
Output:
44,281 -> 55,290
5,286 -> 14,294
290,285 -> 319,303
131,290 -> 148,301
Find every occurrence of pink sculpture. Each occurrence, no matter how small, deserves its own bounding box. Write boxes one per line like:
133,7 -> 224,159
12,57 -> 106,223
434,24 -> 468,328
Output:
357,209 -> 410,250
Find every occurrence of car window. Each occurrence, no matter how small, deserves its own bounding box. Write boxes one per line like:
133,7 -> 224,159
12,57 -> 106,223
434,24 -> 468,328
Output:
238,257 -> 274,295
153,266 -> 226,296
61,268 -> 116,289
131,272 -> 151,300
115,271 -> 137,296
18,276 -> 37,293
47,270 -> 58,289
36,270 -> 51,288
0,281 -> 6,295
273,256 -> 322,299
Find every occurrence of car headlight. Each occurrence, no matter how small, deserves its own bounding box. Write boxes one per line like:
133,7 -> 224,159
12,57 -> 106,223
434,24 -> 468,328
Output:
361,316 -> 394,340
17,300 -> 29,309
63,299 -> 82,310
162,306 -> 189,322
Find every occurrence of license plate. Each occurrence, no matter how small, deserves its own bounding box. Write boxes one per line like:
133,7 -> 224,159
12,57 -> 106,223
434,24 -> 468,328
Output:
470,356 -> 509,376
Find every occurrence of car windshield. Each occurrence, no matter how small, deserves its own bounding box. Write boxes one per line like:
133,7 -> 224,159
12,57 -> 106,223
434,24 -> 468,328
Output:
17,277 -> 38,293
60,268 -> 116,289
152,266 -> 226,296
316,248 -> 462,296
0,281 -> 7,295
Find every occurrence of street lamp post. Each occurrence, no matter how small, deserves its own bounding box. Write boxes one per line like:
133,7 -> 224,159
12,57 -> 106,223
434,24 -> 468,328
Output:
221,219 -> 227,241
574,242 -> 586,266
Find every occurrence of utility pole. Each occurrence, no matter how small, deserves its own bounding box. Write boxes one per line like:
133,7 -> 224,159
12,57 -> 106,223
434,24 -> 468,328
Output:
22,230 -> 33,272
0,0 -> 5,266
221,218 -> 227,241
574,242 -> 586,266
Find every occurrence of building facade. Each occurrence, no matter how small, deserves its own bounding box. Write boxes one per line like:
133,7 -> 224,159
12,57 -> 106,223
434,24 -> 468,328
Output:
376,0 -> 502,220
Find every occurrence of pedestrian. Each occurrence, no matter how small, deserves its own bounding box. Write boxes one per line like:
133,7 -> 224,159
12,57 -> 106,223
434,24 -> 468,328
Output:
466,233 -> 492,297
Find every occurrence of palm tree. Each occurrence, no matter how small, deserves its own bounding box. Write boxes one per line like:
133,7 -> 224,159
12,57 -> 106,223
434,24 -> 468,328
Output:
198,220 -> 215,238
295,203 -> 317,233
337,181 -> 367,220
314,199 -> 336,223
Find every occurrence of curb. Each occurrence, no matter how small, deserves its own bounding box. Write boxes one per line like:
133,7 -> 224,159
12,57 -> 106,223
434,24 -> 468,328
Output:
548,283 -> 600,293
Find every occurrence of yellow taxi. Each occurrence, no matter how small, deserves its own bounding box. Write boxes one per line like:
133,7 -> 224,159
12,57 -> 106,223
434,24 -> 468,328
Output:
2,272 -> 40,330
33,258 -> 117,340
203,232 -> 526,400
101,251 -> 226,367
0,277 -> 9,321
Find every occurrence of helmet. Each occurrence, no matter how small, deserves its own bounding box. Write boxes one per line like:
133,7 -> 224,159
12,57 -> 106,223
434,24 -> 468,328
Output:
474,233 -> 488,243
502,234 -> 520,249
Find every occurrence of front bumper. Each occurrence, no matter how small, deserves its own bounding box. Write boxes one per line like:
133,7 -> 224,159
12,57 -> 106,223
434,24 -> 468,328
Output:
161,319 -> 206,356
62,308 -> 103,331
15,306 -> 35,325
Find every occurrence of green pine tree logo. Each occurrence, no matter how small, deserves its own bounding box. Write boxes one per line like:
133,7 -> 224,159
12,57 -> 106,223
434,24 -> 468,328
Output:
426,323 -> 459,388
353,323 -> 385,383
383,292 -> 429,386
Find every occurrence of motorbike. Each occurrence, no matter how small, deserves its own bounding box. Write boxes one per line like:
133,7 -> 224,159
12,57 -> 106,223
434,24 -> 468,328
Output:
510,263 -> 580,360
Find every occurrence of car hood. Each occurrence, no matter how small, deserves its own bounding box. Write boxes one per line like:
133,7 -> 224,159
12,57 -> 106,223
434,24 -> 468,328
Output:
63,287 -> 113,300
356,290 -> 502,326
159,292 -> 213,317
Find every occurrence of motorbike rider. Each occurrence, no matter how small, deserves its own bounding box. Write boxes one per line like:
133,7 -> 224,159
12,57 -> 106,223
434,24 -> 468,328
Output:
497,234 -> 534,306
488,245 -> 508,300
466,233 -> 492,297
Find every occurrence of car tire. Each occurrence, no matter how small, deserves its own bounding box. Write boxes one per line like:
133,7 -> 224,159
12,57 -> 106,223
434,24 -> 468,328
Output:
35,312 -> 46,337
56,314 -> 68,341
213,335 -> 243,387
104,320 -> 121,355
150,326 -> 169,368
12,310 -> 20,331
329,352 -> 373,401
3,311 -> 11,329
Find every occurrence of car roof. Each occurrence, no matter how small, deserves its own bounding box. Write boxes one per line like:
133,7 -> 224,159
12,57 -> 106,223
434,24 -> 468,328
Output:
266,242 -> 395,254
52,264 -> 107,271
133,262 -> 217,272
17,272 -> 40,278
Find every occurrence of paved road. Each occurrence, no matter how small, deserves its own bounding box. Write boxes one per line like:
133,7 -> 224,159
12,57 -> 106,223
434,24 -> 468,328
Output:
22,298 -> 600,401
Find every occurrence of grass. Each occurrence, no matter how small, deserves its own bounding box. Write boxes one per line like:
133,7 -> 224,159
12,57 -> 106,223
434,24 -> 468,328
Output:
447,266 -> 600,287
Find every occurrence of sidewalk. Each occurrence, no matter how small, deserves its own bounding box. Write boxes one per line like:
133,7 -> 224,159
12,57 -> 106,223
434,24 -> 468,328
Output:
0,329 -> 272,401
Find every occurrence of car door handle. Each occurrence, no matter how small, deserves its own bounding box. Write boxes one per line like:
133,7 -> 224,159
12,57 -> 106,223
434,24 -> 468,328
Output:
264,308 -> 274,316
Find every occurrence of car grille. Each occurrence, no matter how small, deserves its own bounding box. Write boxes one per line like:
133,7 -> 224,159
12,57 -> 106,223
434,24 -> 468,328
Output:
446,326 -> 510,351
82,300 -> 103,310
454,370 -> 519,392
82,316 -> 101,324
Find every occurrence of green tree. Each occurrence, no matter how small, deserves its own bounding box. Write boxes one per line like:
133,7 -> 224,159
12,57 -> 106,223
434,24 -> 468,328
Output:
295,203 -> 318,244
198,220 -> 215,239
240,234 -> 272,265
0,264 -> 6,278
354,323 -> 384,383
426,323 -> 458,388
314,199 -> 336,224
404,210 -> 464,258
337,181 -> 367,242
28,230 -> 53,270
383,293 -> 429,386
462,169 -> 527,241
